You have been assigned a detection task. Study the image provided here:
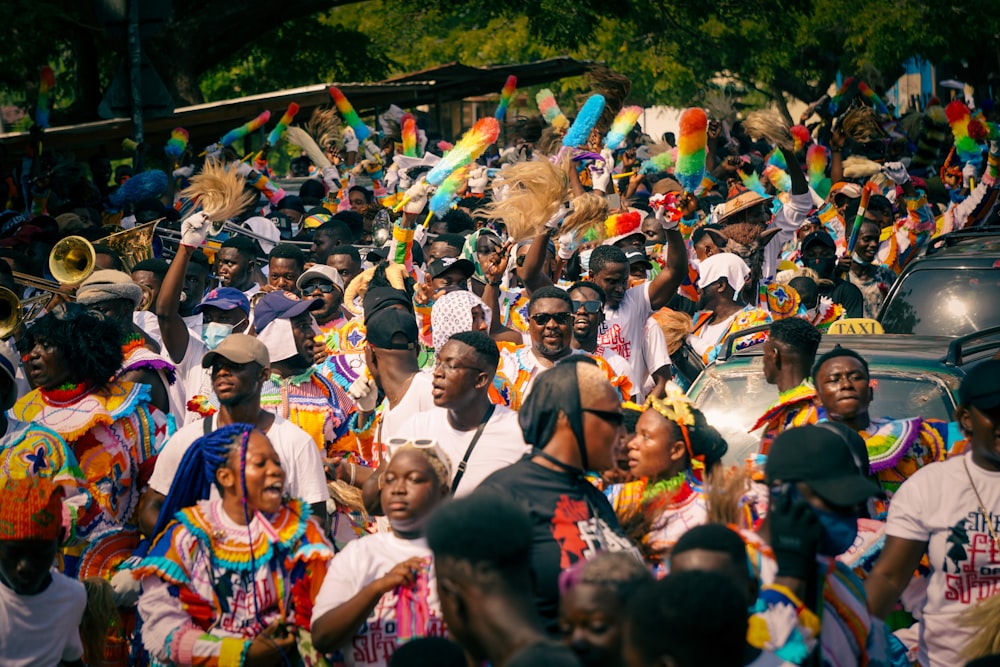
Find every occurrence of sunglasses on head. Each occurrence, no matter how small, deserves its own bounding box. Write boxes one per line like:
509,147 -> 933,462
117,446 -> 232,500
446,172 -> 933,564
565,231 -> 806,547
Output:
572,300 -> 602,313
301,283 -> 338,295
529,312 -> 572,326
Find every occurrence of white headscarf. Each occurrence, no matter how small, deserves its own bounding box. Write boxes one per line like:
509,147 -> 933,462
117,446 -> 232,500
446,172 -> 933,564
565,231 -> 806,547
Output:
697,252 -> 750,301
431,290 -> 492,354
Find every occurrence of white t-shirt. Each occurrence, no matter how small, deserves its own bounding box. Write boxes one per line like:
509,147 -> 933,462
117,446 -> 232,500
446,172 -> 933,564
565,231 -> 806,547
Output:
149,414 -> 329,505
377,371 -> 437,456
687,312 -> 738,357
0,571 -> 86,667
396,405 -> 530,496
885,452 -> 1000,667
597,283 -> 652,390
311,532 -> 445,667
175,331 -> 211,417
635,317 -> 671,401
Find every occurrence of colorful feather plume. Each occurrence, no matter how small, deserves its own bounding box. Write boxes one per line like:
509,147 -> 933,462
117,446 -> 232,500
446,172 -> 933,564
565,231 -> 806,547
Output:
536,89 -> 569,130
495,76 -> 517,122
829,77 -> 855,115
563,95 -> 606,148
791,125 -> 811,152
767,150 -> 787,171
945,101 -> 983,164
267,103 -> 299,147
219,111 -> 271,147
676,108 -> 708,192
35,66 -> 55,129
806,145 -> 830,198
857,82 -> 888,116
847,182 -> 878,253
429,166 -> 468,217
426,118 -> 499,186
401,113 -> 418,157
328,87 -> 371,142
164,128 -> 189,163
604,211 -> 641,239
179,161 -> 256,222
604,105 -> 642,151
762,164 -> 791,193
739,170 -> 767,196
641,151 -> 675,175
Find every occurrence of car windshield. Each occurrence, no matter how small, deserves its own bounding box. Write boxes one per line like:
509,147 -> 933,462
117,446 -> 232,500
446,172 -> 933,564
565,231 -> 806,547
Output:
691,368 -> 956,466
880,268 -> 1000,335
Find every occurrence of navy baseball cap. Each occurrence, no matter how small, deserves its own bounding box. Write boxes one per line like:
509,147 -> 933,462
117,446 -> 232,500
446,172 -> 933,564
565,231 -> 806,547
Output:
195,287 -> 250,315
253,290 -> 323,332
959,360 -> 1000,411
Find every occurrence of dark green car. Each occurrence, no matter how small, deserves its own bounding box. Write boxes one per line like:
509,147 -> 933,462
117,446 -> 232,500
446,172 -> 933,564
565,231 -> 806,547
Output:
685,325 -> 1000,466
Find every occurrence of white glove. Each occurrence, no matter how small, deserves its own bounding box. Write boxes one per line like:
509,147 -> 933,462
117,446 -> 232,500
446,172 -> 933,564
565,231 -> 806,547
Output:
384,166 -> 401,194
962,161 -> 978,189
413,224 -> 427,246
322,166 -> 341,193
882,161 -> 910,185
172,165 -> 194,179
348,373 -> 379,412
545,204 -> 568,230
403,180 -> 431,214
654,201 -> 679,231
467,166 -> 489,195
231,160 -> 252,178
343,126 -> 359,153
557,232 -> 578,261
110,568 -> 140,607
398,169 -> 413,192
180,211 -> 211,248
588,152 -> 613,193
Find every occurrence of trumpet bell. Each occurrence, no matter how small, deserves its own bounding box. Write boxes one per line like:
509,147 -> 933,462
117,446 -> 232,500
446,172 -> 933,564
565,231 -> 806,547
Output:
50,236 -> 96,286
0,287 -> 22,339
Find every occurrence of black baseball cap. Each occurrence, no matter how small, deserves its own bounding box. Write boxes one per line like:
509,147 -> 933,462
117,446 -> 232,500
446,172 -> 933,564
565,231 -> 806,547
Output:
365,308 -> 418,350
766,424 -> 882,507
363,287 -> 413,323
801,230 -> 836,251
428,257 -> 475,280
959,360 -> 1000,411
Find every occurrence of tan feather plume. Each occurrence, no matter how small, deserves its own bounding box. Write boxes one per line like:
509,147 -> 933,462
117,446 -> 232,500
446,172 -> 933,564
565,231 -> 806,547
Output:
561,192 -> 609,240
483,161 -> 569,242
842,156 -> 883,179
179,161 -> 256,221
652,309 -> 694,355
308,106 -> 342,149
585,65 -> 632,136
328,481 -> 368,520
742,110 -> 793,151
81,578 -> 118,663
286,126 -> 332,169
841,106 -> 886,143
960,594 -> 1000,660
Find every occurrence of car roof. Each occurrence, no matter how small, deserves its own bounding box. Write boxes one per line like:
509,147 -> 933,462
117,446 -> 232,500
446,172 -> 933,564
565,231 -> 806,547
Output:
916,230 -> 1000,262
729,333 -> 957,361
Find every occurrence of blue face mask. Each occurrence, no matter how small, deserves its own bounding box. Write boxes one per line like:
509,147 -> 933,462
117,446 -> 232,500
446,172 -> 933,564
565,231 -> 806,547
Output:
814,508 -> 858,556
201,320 -> 244,350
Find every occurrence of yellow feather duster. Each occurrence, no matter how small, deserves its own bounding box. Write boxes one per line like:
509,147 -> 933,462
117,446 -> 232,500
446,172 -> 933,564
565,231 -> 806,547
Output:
484,161 -> 569,242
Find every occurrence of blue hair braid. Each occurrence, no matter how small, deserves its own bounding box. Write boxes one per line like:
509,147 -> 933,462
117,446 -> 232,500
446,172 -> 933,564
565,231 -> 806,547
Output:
152,423 -> 255,540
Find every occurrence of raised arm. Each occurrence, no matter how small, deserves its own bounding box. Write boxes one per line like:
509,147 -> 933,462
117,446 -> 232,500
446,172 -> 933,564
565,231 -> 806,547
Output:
648,226 -> 688,311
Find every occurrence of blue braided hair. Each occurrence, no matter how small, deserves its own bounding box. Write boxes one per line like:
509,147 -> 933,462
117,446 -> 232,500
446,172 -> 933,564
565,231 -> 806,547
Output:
151,423 -> 254,540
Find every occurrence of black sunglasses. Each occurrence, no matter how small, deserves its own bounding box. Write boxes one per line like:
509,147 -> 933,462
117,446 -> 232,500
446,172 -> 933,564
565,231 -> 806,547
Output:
301,283 -> 338,295
516,254 -> 527,267
572,300 -> 602,313
583,408 -> 624,426
529,312 -> 573,326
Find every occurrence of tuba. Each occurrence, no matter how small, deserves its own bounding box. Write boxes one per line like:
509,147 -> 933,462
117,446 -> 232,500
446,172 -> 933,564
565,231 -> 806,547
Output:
99,219 -> 161,273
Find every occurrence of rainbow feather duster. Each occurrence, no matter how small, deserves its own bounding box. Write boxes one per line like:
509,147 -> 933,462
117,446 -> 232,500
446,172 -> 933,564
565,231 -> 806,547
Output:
495,76 -> 517,122
676,108 -> 707,192
604,211 -> 641,239
791,125 -> 811,152
641,152 -> 675,174
763,164 -> 791,193
739,169 -> 767,196
429,166 -> 468,217
536,89 -> 569,130
267,103 -> 299,146
36,66 -> 55,129
426,118 -> 499,186
401,113 -> 418,157
563,95 -> 606,148
858,82 -> 888,116
945,101 -> 982,164
329,87 -> 371,142
220,111 -> 271,147
806,145 -> 831,198
604,106 -> 642,151
164,128 -> 189,163
829,77 -> 855,115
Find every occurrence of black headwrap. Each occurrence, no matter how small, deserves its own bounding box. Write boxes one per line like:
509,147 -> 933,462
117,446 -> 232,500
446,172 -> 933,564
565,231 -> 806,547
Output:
518,357 -> 600,470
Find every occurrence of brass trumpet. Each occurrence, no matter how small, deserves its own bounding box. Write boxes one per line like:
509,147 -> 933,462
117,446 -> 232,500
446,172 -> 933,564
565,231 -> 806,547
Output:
11,235 -> 97,298
0,287 -> 48,339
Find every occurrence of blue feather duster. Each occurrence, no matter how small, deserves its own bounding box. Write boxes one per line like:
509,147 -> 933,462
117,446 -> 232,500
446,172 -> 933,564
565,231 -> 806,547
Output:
562,95 -> 606,148
109,170 -> 169,209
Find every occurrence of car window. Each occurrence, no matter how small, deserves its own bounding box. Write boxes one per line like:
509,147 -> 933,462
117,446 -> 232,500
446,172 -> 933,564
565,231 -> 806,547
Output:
881,268 -> 1000,335
692,370 -> 956,466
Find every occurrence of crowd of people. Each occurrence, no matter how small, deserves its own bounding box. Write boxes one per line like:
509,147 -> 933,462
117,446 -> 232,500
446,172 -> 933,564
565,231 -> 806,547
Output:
0,75 -> 999,667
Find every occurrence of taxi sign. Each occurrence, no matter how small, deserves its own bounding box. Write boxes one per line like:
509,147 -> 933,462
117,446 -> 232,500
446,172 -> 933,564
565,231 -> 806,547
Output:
827,318 -> 884,335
